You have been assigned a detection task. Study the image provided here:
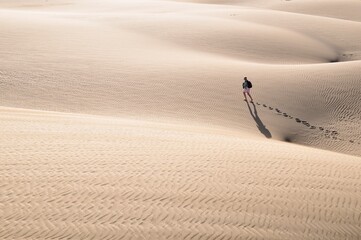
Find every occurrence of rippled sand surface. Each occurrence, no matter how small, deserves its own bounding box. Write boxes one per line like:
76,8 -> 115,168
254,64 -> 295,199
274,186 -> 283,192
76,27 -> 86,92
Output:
1,0 -> 361,239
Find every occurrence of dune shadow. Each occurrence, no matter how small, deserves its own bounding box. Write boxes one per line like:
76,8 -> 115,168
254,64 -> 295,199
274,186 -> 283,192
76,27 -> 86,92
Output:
246,102 -> 272,138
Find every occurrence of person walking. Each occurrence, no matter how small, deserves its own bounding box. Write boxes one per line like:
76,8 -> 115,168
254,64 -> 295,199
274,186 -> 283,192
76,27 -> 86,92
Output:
242,77 -> 253,103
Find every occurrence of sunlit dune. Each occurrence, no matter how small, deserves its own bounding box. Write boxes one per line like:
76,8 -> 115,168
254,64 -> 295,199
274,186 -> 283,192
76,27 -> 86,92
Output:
1,0 -> 361,239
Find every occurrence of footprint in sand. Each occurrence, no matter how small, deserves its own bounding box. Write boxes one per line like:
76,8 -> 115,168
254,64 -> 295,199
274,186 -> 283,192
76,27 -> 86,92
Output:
295,118 -> 301,123
310,126 -> 316,129
283,113 -> 288,117
269,107 -> 273,110
331,131 -> 339,136
319,127 -> 324,131
302,121 -> 310,127
263,104 -> 267,107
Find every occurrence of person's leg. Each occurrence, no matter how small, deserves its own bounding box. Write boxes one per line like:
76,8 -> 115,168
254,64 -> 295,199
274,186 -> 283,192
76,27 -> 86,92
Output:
243,92 -> 247,101
247,92 -> 253,102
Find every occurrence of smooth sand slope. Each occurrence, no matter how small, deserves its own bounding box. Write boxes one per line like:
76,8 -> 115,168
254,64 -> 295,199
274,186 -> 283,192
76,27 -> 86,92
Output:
1,0 -> 361,239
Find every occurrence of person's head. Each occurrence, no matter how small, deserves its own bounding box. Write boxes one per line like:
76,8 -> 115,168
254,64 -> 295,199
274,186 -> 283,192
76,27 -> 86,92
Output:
244,77 -> 247,81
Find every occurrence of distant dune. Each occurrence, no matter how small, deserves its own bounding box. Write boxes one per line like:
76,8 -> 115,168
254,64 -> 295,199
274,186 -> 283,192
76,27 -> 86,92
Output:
1,0 -> 361,239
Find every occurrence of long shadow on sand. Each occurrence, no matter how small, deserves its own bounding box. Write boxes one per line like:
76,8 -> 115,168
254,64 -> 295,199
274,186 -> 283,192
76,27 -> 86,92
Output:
246,101 -> 272,138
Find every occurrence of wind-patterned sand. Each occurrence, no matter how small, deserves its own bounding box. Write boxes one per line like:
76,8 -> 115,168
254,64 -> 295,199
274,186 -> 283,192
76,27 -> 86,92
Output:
1,0 -> 361,239
1,107 -> 361,239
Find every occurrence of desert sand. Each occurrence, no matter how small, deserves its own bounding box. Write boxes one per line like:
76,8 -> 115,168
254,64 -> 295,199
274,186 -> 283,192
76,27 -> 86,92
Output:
1,0 -> 361,239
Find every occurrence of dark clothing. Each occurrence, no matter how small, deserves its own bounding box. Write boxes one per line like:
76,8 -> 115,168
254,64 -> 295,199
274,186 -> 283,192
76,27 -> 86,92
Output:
243,81 -> 250,89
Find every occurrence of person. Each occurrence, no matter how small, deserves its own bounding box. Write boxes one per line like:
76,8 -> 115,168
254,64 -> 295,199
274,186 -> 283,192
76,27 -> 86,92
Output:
242,76 -> 253,103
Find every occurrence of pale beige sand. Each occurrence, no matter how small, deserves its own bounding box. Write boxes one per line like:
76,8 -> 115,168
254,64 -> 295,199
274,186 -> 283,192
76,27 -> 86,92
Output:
1,0 -> 361,239
1,106 -> 361,239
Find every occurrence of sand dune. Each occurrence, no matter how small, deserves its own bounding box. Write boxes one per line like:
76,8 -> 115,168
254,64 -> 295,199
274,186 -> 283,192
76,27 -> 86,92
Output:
1,0 -> 361,239
1,107 -> 361,239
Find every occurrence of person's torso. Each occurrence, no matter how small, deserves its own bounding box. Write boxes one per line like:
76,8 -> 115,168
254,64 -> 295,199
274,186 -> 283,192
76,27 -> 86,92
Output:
243,81 -> 248,89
